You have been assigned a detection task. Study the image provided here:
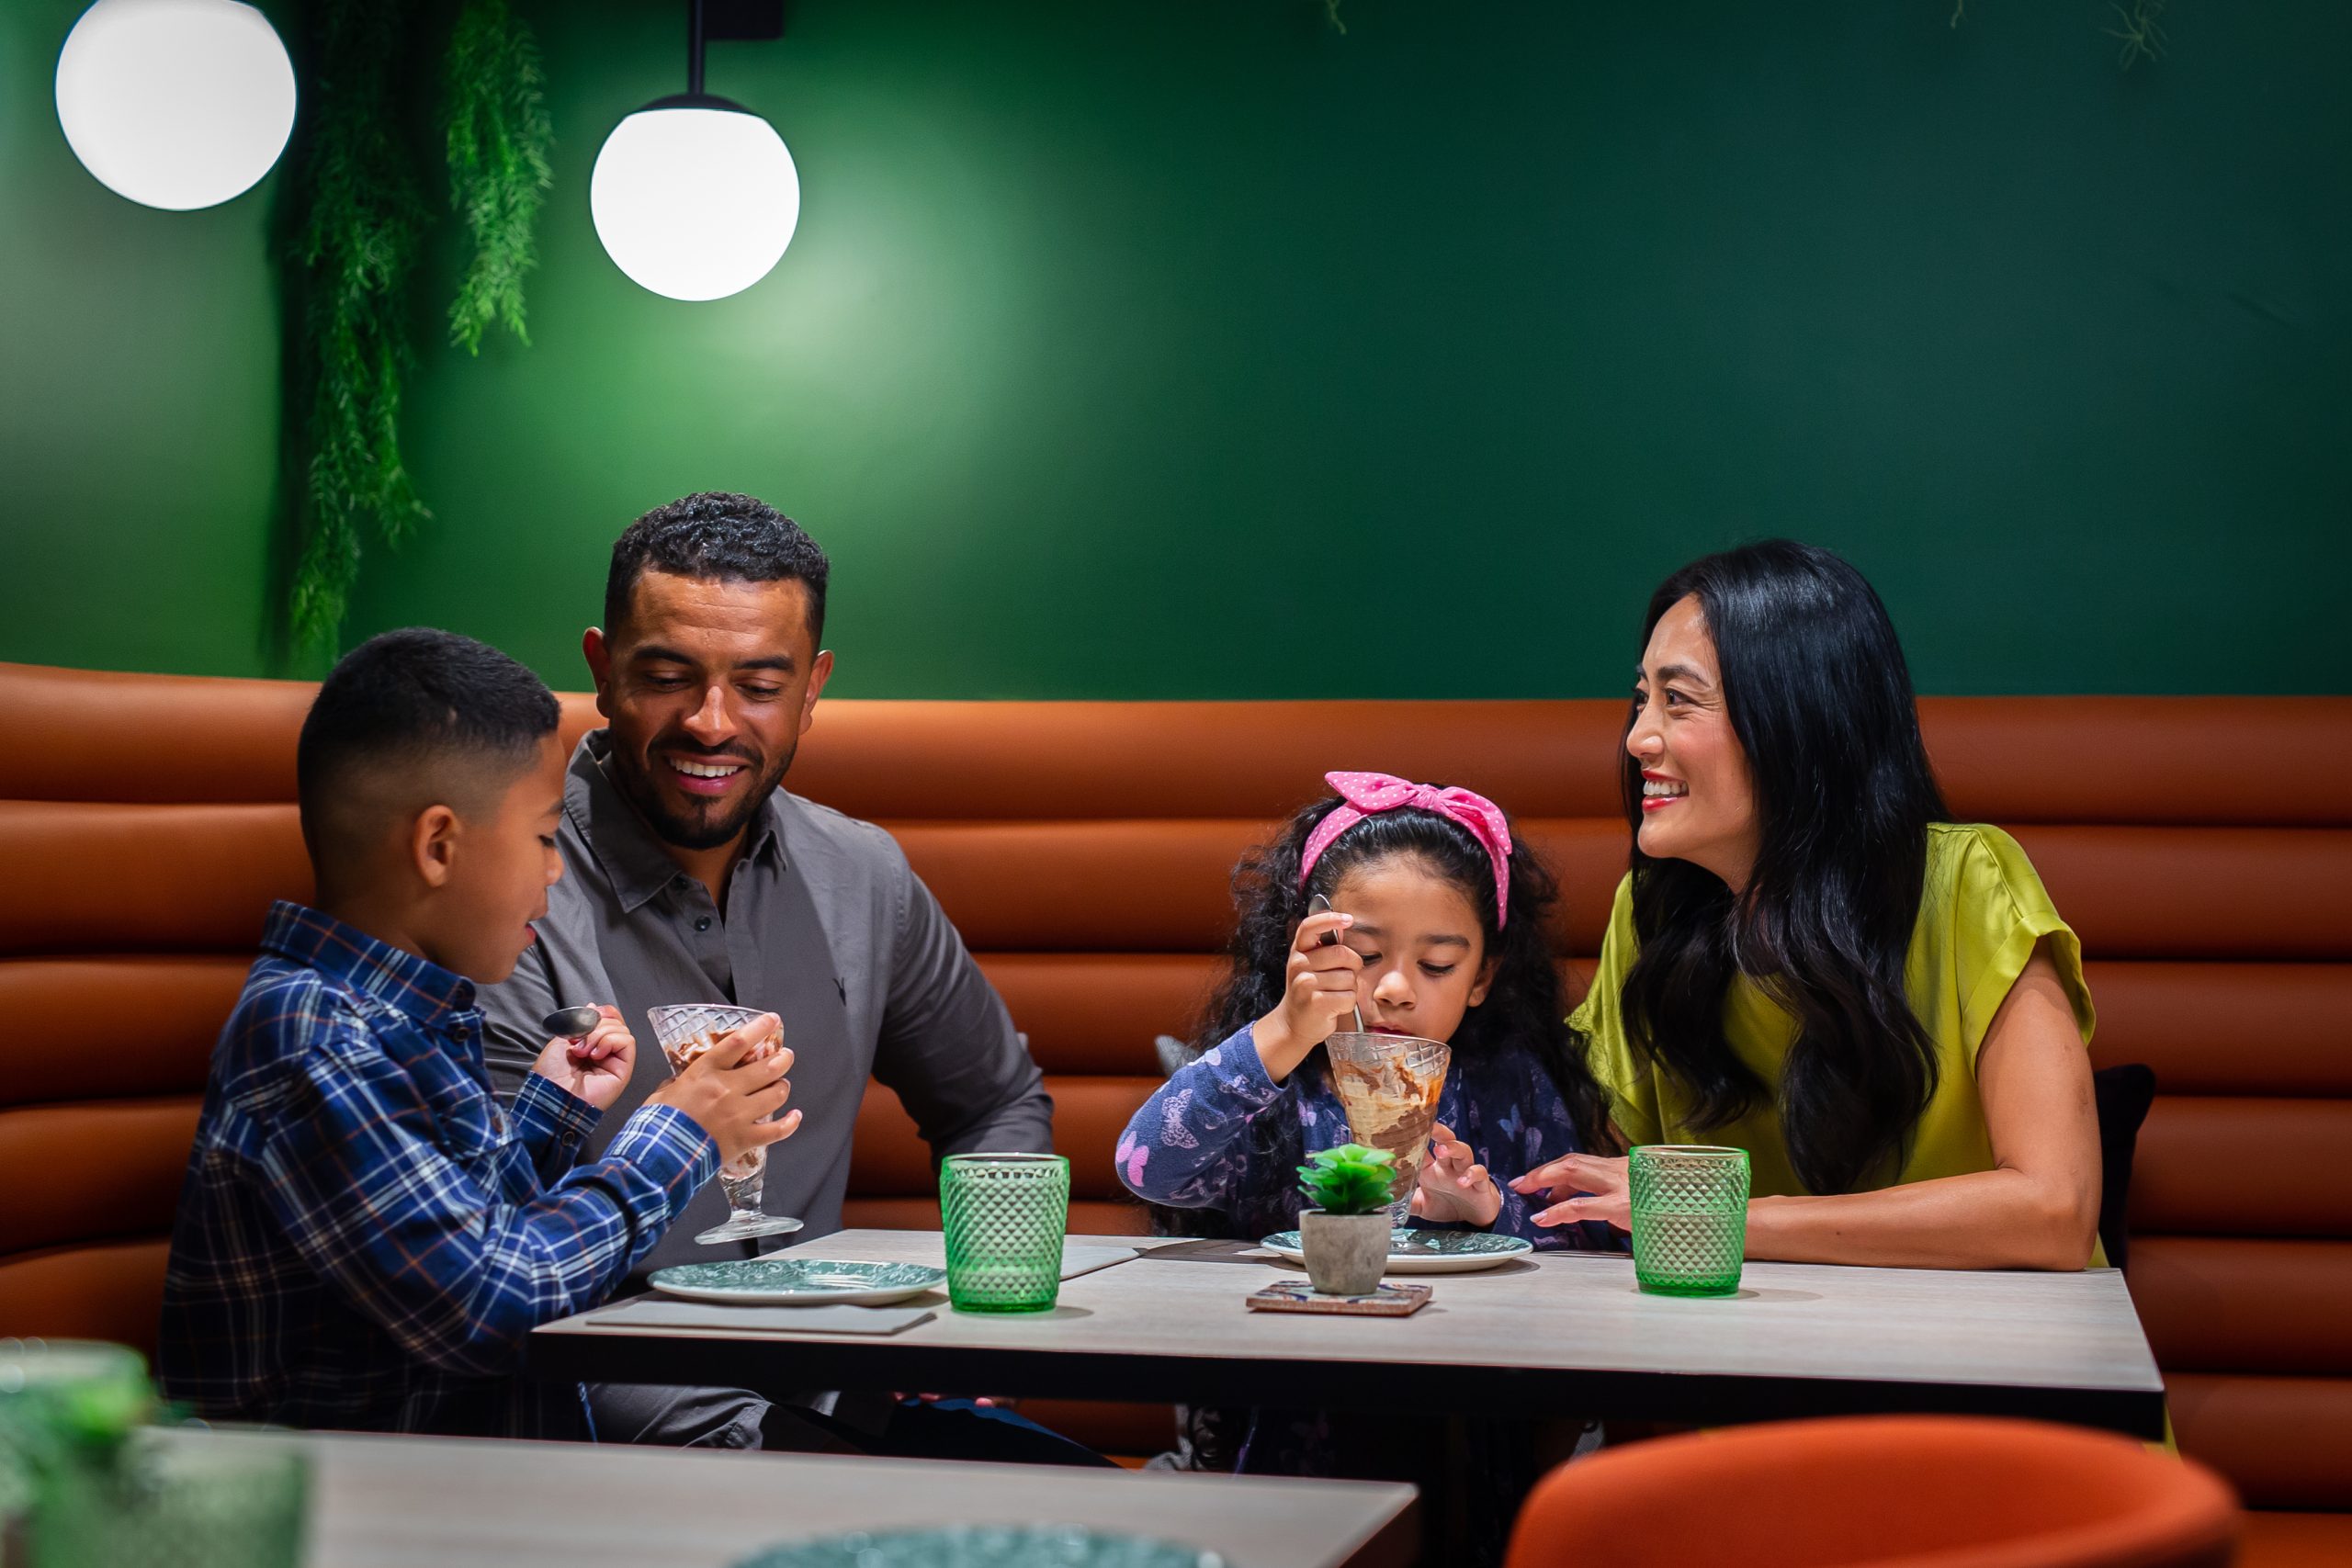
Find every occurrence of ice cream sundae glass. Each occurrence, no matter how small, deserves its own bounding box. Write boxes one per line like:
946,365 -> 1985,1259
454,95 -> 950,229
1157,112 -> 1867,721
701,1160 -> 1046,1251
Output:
647,1003 -> 804,1245
1323,1031 -> 1452,1227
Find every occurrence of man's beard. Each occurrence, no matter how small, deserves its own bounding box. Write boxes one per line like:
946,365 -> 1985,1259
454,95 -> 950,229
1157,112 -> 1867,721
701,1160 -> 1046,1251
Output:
611,737 -> 797,852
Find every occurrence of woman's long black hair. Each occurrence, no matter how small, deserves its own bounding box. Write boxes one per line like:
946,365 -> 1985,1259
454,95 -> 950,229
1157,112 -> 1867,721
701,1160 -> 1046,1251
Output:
1170,791 -> 1614,1235
1621,539 -> 1951,1196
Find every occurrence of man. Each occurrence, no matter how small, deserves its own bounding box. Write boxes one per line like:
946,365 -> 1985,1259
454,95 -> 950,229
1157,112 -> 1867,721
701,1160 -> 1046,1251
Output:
482,491 -> 1056,1451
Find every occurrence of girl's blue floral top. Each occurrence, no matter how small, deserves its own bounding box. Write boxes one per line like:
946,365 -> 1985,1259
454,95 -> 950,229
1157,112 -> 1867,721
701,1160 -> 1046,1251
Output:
1117,1023 -> 1618,1250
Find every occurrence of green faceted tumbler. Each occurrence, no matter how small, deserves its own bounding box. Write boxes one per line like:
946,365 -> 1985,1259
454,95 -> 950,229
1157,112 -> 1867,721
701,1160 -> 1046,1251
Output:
1630,1145 -> 1751,1297
32,1431 -> 309,1568
941,1153 -> 1070,1312
3,1340 -> 154,1551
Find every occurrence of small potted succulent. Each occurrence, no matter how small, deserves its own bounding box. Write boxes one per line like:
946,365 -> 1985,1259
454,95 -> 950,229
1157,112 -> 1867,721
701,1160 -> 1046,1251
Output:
1295,1143 -> 1396,1296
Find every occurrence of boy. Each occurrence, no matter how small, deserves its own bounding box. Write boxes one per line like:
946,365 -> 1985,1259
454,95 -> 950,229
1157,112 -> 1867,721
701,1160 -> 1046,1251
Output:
160,627 -> 797,1438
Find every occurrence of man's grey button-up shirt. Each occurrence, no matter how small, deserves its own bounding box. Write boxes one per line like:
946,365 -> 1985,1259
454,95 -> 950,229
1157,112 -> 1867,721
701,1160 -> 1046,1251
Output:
481,730 -> 1054,1273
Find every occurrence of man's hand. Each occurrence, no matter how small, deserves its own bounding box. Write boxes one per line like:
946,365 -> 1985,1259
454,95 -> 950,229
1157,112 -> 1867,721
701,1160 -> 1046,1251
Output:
1409,1121 -> 1503,1226
1510,1152 -> 1631,1230
530,1005 -> 637,1112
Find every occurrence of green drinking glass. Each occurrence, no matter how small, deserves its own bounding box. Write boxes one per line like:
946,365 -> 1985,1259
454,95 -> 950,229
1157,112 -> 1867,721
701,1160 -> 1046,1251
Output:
30,1431 -> 308,1568
2,1339 -> 155,1554
940,1154 -> 1070,1313
1629,1145 -> 1751,1297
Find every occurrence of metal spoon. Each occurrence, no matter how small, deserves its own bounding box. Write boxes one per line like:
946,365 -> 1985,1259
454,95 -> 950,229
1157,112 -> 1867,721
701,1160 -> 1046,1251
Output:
542,1005 -> 602,1040
1306,894 -> 1368,1033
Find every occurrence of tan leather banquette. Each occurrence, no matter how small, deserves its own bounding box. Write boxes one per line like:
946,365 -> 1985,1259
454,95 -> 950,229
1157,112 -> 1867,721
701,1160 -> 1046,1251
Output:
0,662 -> 2346,1560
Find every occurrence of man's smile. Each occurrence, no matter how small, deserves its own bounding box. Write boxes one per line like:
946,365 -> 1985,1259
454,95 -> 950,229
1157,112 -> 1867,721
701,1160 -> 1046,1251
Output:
662,751 -> 752,796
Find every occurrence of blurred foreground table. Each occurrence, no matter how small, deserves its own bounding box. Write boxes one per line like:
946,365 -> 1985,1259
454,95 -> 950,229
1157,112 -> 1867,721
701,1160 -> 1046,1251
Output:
532,1229 -> 2165,1438
165,1427 -> 1417,1568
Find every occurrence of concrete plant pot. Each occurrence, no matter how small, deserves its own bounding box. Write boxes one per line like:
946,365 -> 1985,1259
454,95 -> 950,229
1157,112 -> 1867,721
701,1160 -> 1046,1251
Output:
1298,1209 -> 1391,1296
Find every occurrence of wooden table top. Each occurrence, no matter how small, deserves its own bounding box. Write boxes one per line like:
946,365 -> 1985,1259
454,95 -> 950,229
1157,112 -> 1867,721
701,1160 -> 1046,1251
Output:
161,1427 -> 1417,1568
532,1230 -> 2167,1438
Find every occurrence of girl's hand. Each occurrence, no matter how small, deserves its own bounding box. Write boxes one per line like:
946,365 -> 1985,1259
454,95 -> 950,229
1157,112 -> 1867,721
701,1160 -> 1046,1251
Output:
1511,1152 -> 1631,1231
531,1005 -> 637,1111
1410,1122 -> 1502,1225
1250,908 -> 1365,1084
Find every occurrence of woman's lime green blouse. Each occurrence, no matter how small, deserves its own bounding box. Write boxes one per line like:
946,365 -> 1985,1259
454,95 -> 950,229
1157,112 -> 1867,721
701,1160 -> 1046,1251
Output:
1572,822 -> 2097,1198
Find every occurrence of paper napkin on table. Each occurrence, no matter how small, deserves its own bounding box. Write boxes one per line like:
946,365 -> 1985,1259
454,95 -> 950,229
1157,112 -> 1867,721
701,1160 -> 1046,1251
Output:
1059,1245 -> 1138,1280
582,1298 -> 935,1336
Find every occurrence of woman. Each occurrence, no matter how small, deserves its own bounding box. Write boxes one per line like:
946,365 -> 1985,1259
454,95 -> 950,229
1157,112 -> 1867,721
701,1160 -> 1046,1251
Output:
1513,540 -> 2103,1269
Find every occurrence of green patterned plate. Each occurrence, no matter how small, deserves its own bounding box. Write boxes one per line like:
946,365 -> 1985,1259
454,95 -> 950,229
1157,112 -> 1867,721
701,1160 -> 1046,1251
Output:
732,1527 -> 1222,1568
1258,1228 -> 1534,1275
650,1258 -> 948,1306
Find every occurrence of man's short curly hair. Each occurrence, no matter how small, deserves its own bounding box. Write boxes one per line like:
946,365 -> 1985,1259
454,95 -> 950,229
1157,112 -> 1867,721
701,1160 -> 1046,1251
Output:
604,491 -> 831,645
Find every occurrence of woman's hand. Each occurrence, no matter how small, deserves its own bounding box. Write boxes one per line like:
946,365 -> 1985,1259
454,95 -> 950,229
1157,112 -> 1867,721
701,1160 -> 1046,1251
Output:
1410,1122 -> 1501,1225
1511,1152 -> 1632,1231
1250,908 -> 1365,1084
530,1004 -> 636,1111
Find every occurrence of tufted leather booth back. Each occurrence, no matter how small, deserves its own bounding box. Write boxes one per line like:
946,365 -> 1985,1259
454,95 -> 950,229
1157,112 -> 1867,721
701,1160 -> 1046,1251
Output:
1,661 -> 2347,1513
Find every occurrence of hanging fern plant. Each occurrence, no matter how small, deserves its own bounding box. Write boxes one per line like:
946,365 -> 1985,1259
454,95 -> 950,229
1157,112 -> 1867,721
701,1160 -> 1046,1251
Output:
446,0 -> 555,354
1949,0 -> 2171,68
286,0 -> 554,650
287,0 -> 430,650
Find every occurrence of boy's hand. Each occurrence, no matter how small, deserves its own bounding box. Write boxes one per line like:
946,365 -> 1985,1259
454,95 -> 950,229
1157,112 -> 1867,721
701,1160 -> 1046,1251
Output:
646,1013 -> 802,1169
530,1005 -> 637,1111
1251,908 -> 1364,1083
1409,1121 -> 1503,1226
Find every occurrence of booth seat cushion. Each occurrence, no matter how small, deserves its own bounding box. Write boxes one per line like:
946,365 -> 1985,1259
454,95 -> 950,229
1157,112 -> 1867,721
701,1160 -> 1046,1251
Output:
2,662 -> 2348,1506
2240,1511 -> 2352,1568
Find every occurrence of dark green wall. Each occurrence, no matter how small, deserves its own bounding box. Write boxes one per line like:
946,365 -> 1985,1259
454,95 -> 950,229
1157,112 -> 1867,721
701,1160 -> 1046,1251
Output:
6,2 -> 2348,695
1,0 -> 287,678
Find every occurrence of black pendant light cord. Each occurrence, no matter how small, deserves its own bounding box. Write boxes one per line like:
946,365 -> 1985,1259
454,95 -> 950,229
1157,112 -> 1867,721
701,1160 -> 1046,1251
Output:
662,0 -> 784,110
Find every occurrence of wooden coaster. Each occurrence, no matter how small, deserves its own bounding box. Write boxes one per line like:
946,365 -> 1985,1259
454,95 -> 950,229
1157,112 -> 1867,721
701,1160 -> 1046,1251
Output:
1246,1279 -> 1433,1316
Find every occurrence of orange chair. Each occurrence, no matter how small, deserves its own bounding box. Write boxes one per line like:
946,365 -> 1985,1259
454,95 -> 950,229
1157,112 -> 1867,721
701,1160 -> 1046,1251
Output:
1504,1416 -> 2240,1568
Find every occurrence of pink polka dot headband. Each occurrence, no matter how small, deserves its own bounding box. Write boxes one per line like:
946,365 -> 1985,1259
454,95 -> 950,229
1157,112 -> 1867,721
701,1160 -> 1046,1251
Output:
1297,770 -> 1515,926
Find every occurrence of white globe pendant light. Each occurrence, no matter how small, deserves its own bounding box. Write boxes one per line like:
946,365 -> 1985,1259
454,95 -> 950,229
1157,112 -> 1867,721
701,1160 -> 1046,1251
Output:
593,98 -> 799,302
54,0 -> 297,211
592,1 -> 799,301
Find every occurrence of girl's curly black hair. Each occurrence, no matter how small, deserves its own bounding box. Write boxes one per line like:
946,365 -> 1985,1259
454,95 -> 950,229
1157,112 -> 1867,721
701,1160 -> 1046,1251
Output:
1163,790 -> 1614,1237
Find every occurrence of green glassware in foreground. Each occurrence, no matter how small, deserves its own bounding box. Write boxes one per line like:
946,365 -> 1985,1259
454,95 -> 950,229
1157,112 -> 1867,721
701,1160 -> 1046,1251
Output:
941,1153 -> 1070,1313
30,1431 -> 308,1568
1629,1145 -> 1751,1297
2,1339 -> 156,1560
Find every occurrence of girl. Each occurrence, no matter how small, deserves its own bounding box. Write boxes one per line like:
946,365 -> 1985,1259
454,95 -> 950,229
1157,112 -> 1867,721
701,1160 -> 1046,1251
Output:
1116,771 -> 1617,1483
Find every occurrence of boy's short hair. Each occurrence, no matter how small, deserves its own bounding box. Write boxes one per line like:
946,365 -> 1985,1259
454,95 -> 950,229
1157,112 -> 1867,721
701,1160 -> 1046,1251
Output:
604,491 -> 831,646
297,628 -> 560,886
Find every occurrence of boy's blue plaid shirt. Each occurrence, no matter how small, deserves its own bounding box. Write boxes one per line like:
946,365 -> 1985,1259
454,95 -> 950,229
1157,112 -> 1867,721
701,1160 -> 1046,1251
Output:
160,901 -> 718,1437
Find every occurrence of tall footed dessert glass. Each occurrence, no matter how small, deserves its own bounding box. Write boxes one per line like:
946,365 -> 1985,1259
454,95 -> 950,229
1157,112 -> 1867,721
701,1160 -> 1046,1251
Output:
1323,1032 -> 1452,1228
648,1003 -> 803,1245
